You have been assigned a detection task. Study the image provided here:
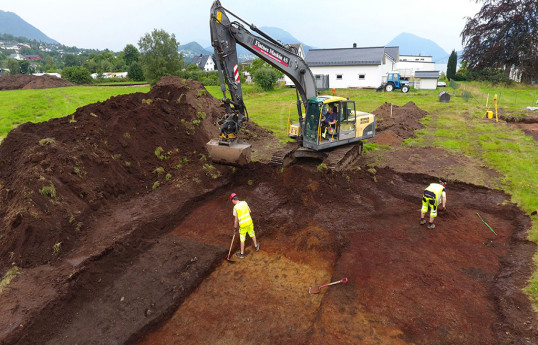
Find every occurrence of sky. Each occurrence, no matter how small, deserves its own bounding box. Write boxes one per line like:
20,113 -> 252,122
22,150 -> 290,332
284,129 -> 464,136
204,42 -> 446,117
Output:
2,0 -> 482,54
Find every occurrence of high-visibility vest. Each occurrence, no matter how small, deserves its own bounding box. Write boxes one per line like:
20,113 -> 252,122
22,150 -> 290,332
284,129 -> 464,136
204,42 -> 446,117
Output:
234,201 -> 253,228
425,183 -> 445,204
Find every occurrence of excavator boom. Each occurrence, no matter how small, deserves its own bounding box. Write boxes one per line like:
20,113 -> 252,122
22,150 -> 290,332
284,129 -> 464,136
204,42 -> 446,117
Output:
206,0 -> 376,168
207,0 -> 317,165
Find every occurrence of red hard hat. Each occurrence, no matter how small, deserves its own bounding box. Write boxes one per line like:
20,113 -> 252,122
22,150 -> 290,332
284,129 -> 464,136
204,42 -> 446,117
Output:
230,193 -> 237,201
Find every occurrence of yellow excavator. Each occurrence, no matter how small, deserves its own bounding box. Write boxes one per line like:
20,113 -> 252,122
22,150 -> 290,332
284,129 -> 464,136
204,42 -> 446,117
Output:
207,0 -> 376,169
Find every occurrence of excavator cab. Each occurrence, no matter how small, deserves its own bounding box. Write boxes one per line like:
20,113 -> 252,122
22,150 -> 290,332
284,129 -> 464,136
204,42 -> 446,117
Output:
299,96 -> 376,150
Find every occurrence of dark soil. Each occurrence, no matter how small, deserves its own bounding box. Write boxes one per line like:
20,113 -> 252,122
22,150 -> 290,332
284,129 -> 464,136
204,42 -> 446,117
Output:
0,77 -> 536,345
369,101 -> 428,146
0,74 -> 76,90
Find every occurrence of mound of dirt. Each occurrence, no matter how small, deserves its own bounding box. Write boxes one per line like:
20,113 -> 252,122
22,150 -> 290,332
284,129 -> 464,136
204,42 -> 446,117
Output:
370,101 -> 428,145
0,74 -> 76,90
0,76 -> 227,269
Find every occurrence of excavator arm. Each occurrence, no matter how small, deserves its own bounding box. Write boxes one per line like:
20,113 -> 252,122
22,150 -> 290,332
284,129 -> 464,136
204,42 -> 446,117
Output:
207,0 -> 318,164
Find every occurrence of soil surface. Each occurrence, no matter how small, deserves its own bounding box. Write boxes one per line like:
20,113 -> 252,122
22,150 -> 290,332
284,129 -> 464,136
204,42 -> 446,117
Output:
0,74 -> 76,90
0,77 -> 536,345
500,109 -> 538,141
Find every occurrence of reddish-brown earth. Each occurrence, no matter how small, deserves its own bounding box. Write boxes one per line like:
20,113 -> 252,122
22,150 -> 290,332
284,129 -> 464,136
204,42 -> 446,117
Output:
0,74 -> 76,90
0,77 -> 536,345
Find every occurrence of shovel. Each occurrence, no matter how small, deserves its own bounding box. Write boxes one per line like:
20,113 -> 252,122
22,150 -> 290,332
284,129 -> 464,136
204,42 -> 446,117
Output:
309,277 -> 348,294
226,230 -> 236,263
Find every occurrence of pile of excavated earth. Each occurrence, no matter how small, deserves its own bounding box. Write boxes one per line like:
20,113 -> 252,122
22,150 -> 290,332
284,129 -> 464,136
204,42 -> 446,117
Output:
0,76 -> 536,345
0,74 -> 76,90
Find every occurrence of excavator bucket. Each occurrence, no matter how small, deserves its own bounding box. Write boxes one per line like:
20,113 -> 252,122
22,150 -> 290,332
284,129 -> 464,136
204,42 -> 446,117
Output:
206,139 -> 252,166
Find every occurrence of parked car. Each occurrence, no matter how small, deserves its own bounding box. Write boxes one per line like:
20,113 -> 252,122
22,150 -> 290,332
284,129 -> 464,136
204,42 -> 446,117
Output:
437,81 -> 447,87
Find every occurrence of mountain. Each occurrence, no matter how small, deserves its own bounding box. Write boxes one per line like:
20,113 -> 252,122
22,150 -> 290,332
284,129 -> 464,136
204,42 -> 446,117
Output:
178,41 -> 213,63
0,10 -> 58,44
387,32 -> 448,63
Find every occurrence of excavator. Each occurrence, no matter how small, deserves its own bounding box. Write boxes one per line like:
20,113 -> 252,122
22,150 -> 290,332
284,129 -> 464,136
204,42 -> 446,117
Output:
206,0 -> 376,169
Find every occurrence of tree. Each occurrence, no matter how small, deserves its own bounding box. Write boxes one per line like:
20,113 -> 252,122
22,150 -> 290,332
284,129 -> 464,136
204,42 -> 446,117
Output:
252,67 -> 280,91
7,59 -> 19,75
138,29 -> 184,85
128,62 -> 145,81
446,50 -> 457,80
62,66 -> 93,84
64,54 -> 82,67
461,0 -> 538,83
19,60 -> 30,74
246,58 -> 283,90
122,44 -> 139,66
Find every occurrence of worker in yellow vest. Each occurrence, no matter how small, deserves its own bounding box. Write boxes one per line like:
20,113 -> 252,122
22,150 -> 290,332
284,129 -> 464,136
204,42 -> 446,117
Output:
230,193 -> 259,259
420,180 -> 447,229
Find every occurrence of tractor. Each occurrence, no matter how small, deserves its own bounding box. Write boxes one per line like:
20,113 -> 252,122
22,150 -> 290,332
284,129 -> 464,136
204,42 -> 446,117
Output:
383,72 -> 410,93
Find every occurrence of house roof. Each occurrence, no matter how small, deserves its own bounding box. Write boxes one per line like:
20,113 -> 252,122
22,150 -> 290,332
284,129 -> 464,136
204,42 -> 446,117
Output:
414,70 -> 440,79
305,46 -> 399,66
193,55 -> 211,68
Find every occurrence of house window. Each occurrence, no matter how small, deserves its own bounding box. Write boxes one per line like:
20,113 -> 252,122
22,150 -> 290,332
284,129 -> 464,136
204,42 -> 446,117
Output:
358,74 -> 365,80
315,75 -> 321,80
336,74 -> 343,80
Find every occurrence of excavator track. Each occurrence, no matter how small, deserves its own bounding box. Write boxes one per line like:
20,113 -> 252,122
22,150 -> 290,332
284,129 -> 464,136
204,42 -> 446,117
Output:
270,142 -> 301,167
270,141 -> 363,171
321,142 -> 363,171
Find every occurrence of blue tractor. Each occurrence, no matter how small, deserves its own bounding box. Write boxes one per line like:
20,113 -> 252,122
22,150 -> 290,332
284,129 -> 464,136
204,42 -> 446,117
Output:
383,72 -> 410,93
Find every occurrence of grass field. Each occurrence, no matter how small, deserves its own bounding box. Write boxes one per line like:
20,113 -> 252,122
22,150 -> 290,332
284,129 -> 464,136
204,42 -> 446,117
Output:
0,85 -> 150,142
1,81 -> 537,308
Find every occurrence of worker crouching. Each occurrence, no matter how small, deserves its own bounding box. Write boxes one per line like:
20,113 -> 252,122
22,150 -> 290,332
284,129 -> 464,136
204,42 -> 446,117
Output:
420,180 -> 447,229
230,193 -> 260,258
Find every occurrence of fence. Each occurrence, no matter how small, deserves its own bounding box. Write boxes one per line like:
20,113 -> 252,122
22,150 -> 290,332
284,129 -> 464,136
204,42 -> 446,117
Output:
448,80 -> 538,109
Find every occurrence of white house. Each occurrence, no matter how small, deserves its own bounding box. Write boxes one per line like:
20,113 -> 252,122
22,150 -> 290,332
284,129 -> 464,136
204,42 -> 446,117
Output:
413,70 -> 440,89
9,53 -> 24,61
396,55 -> 435,79
305,46 -> 400,89
192,55 -> 215,72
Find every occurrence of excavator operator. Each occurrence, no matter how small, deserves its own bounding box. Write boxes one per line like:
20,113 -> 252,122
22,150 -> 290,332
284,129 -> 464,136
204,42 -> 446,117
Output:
322,105 -> 338,138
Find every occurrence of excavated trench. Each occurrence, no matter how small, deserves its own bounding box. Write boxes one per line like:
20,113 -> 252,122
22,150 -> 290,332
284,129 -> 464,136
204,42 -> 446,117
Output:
0,77 -> 536,344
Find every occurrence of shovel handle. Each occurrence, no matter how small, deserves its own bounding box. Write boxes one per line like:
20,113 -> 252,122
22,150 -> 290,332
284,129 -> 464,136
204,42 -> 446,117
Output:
319,277 -> 348,288
226,232 -> 236,260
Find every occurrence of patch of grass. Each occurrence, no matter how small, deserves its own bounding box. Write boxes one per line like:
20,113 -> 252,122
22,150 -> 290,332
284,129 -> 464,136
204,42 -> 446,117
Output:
40,184 -> 57,199
38,137 -> 56,146
203,164 -> 221,179
154,146 -> 168,161
52,242 -> 62,256
153,167 -> 165,175
0,266 -> 20,293
316,163 -> 328,173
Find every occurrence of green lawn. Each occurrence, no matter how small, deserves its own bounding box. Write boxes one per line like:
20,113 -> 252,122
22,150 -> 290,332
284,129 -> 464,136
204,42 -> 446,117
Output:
1,81 -> 537,308
0,85 -> 150,142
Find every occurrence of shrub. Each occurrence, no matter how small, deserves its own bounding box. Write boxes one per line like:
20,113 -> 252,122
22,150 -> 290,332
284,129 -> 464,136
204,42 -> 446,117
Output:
252,67 -> 280,91
61,66 -> 93,84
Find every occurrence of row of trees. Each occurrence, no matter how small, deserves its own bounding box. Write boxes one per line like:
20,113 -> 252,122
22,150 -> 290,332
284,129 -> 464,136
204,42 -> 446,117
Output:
1,30 -> 287,89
